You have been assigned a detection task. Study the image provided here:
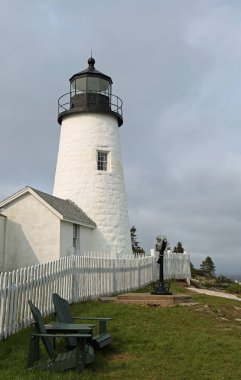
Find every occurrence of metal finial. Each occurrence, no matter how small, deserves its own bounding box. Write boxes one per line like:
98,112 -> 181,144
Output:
88,55 -> 95,68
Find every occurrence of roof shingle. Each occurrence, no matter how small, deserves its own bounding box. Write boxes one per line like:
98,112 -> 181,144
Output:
31,188 -> 96,228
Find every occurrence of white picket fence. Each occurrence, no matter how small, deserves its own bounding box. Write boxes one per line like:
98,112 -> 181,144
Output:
162,251 -> 192,280
0,252 -> 191,340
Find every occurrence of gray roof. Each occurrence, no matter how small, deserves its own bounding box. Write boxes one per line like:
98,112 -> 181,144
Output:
31,188 -> 96,228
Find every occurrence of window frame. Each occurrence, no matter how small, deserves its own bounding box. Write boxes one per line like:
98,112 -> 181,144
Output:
73,223 -> 79,249
97,150 -> 109,171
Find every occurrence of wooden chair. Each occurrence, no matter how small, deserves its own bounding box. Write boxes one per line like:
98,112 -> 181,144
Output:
52,293 -> 113,349
28,300 -> 94,372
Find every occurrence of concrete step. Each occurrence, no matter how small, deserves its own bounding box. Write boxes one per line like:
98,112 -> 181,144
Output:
98,296 -> 117,303
99,293 -> 193,307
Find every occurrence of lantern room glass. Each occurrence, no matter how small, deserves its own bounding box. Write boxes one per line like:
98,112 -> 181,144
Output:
70,77 -> 111,97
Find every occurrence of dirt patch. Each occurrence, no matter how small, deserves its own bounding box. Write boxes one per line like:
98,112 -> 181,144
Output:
110,353 -> 135,361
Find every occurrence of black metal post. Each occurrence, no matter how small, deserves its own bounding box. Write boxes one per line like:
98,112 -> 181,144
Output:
159,253 -> 164,283
151,236 -> 172,295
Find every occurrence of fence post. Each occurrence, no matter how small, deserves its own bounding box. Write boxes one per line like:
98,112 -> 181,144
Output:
71,255 -> 77,303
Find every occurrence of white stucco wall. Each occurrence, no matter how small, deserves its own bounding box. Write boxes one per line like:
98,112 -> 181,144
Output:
0,214 -> 6,271
53,113 -> 132,257
3,193 -> 60,270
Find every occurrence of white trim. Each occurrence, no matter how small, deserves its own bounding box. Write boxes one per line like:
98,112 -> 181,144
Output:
28,188 -> 64,220
96,148 -> 111,173
62,218 -> 95,229
0,186 -> 29,208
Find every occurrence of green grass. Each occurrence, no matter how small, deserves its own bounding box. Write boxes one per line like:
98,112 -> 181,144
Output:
1,281 -> 241,379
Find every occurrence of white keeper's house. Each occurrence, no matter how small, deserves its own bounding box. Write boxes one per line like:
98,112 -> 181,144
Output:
0,57 -> 132,271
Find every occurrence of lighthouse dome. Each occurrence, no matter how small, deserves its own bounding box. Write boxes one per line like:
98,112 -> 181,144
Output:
69,56 -> 113,84
58,57 -> 123,126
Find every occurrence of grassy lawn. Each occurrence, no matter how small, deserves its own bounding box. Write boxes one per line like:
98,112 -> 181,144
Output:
1,281 -> 241,379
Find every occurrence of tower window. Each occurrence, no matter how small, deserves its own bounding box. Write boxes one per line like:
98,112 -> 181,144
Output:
97,151 -> 108,171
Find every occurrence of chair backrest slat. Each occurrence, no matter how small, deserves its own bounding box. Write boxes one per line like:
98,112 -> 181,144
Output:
28,300 -> 56,359
52,293 -> 76,346
52,293 -> 73,323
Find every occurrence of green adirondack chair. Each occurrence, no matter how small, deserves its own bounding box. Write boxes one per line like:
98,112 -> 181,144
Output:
52,293 -> 113,349
28,300 -> 95,372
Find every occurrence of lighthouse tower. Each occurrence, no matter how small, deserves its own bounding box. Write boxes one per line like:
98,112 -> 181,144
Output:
53,57 -> 132,257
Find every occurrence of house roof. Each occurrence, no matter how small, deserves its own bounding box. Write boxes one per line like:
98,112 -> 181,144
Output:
31,188 -> 96,228
0,186 -> 96,228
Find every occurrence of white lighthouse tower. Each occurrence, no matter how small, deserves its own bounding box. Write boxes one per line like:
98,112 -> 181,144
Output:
53,57 -> 132,257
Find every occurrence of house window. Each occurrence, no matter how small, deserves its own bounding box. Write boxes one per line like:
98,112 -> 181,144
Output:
97,151 -> 108,171
73,224 -> 78,248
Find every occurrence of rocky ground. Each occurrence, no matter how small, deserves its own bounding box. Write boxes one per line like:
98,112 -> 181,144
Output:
185,286 -> 241,326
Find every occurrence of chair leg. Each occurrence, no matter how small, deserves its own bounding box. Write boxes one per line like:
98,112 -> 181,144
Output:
28,334 -> 40,368
75,337 -> 87,372
99,320 -> 107,334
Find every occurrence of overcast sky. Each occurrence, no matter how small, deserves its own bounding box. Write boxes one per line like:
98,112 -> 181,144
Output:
1,0 -> 241,274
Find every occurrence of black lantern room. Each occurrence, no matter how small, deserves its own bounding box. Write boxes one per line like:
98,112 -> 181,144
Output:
58,57 -> 123,126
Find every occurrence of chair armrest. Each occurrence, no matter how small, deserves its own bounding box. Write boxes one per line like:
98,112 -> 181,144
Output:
72,317 -> 112,335
45,323 -> 93,332
31,333 -> 91,338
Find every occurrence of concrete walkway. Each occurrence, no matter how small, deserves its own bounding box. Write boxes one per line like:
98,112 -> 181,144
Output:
187,287 -> 241,301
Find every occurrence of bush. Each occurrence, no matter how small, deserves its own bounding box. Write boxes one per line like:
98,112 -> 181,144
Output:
227,283 -> 241,294
216,275 -> 234,285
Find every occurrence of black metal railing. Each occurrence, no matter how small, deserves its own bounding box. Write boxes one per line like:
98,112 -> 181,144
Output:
58,91 -> 123,118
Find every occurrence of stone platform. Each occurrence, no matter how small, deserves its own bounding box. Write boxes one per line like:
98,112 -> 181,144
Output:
99,292 -> 193,307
